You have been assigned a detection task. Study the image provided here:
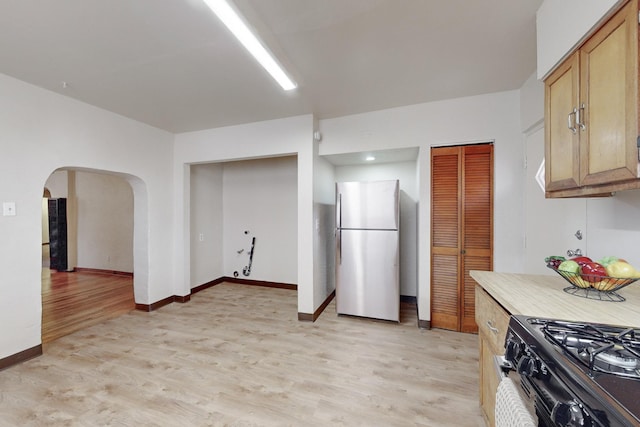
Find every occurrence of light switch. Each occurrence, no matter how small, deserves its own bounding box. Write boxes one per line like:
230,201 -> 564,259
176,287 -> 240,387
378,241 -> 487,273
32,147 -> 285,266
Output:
3,202 -> 16,216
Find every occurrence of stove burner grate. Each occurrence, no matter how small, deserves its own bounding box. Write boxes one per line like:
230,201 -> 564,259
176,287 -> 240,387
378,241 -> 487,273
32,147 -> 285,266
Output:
578,344 -> 640,377
537,319 -> 640,378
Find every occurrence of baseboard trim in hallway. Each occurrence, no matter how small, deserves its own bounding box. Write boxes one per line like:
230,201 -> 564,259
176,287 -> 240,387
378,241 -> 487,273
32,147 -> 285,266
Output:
136,276 -> 297,312
74,267 -> 133,277
299,289 -> 336,322
0,344 -> 42,372
221,276 -> 297,290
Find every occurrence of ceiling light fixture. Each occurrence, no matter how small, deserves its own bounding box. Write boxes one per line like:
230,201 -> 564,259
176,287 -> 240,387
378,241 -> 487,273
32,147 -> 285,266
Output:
365,156 -> 376,161
203,0 -> 297,91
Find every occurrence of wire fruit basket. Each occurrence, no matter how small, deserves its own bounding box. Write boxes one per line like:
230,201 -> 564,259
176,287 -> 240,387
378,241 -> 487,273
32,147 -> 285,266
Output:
548,266 -> 638,302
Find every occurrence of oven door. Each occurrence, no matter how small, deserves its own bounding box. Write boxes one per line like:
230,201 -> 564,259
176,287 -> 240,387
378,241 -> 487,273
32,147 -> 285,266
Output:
494,355 -> 539,427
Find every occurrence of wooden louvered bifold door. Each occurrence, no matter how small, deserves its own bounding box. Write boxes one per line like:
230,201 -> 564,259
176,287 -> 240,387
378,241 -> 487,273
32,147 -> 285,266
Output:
431,144 -> 493,332
431,148 -> 461,331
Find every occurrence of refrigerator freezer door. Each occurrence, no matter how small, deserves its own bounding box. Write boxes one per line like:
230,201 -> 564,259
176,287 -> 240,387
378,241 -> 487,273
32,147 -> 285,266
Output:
336,229 -> 399,321
337,180 -> 399,230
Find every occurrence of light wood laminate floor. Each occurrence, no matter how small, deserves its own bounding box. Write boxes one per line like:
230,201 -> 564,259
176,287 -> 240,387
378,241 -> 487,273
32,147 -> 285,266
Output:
3,282 -> 484,426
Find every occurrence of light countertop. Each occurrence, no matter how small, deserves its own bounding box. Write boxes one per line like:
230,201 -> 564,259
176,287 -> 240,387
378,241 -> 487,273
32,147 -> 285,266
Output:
470,270 -> 640,327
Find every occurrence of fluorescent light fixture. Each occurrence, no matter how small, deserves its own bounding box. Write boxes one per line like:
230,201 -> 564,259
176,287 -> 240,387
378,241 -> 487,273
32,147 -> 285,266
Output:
365,156 -> 376,161
203,0 -> 297,91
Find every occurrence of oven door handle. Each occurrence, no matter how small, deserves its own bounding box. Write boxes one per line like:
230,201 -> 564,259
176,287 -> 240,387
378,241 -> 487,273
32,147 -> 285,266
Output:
493,355 -> 513,382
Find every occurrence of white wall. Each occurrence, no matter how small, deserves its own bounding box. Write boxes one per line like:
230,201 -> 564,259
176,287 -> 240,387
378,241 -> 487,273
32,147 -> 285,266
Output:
520,73 -> 545,133
75,171 -> 134,272
190,163 -> 224,287
222,156 -> 298,284
313,155 -> 336,302
46,171 -> 70,198
0,72 -> 174,360
41,198 -> 49,244
319,91 -> 525,322
586,190 -> 640,268
334,161 -> 418,297
523,127 -> 587,274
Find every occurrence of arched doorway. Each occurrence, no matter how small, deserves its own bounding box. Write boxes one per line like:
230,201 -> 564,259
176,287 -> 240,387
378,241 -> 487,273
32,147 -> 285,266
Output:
41,168 -> 148,343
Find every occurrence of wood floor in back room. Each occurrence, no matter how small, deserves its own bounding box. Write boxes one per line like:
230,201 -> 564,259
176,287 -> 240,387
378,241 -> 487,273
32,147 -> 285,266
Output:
2,281 -> 485,427
41,268 -> 135,344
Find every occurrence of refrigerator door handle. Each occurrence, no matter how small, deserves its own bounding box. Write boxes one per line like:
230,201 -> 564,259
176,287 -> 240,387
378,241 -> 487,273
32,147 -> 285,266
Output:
338,228 -> 342,265
337,193 -> 342,264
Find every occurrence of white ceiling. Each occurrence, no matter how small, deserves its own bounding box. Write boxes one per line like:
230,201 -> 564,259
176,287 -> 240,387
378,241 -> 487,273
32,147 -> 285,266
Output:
0,0 -> 542,133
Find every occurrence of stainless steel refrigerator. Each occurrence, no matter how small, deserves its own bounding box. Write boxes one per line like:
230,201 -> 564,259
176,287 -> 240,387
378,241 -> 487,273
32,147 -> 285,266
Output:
335,180 -> 400,322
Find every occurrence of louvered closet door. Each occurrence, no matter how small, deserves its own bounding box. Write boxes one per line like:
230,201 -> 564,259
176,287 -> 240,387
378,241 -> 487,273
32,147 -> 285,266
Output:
431,144 -> 493,332
431,147 -> 461,331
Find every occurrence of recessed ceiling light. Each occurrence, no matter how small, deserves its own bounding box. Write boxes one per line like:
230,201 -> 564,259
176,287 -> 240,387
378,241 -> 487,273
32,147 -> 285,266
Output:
203,0 -> 297,91
365,156 -> 376,161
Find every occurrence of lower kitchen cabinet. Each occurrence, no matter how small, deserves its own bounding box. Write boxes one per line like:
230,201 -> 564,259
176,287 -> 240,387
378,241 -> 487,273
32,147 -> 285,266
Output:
471,270 -> 640,426
475,285 -> 510,427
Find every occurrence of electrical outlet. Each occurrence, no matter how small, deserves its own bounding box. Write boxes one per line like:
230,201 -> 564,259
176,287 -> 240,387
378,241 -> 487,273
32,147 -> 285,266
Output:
199,233 -> 204,242
2,202 -> 16,216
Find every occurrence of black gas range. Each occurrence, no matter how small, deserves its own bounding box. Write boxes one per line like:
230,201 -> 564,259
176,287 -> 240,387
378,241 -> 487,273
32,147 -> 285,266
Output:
503,315 -> 640,427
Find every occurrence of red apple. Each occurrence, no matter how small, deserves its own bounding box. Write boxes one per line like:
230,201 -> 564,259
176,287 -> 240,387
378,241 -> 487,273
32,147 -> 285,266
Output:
580,262 -> 607,283
571,256 -> 592,266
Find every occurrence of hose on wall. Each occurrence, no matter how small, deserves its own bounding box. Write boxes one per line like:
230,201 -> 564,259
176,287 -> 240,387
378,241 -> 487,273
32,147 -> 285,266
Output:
233,231 -> 256,278
243,237 -> 256,276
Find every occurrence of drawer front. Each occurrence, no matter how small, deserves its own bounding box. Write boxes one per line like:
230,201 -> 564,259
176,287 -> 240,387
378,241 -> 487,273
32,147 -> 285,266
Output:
475,285 -> 510,354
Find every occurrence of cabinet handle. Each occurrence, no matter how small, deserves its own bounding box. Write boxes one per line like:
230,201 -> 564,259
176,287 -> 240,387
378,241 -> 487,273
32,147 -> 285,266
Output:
576,103 -> 586,131
486,320 -> 499,334
567,108 -> 577,134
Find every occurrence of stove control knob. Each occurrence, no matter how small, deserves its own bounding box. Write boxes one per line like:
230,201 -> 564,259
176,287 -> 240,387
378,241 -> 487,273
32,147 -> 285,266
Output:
516,355 -> 539,378
552,401 -> 586,426
504,339 -> 521,363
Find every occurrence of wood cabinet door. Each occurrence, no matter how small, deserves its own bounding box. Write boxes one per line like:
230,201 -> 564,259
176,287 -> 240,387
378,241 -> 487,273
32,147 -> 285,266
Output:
476,285 -> 510,427
480,334 -> 499,427
431,144 -> 493,332
579,0 -> 639,186
544,53 -> 581,191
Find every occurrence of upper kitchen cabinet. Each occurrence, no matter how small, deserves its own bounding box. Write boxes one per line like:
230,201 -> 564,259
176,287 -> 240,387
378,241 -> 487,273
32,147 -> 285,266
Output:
545,54 -> 580,191
544,0 -> 640,198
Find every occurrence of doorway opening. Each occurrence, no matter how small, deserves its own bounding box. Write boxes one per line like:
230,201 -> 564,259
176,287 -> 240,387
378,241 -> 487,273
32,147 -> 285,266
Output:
189,156 -> 299,294
41,168 -> 145,343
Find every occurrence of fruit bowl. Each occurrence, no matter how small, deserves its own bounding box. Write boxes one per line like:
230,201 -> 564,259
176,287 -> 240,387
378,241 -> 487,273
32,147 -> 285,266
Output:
548,266 -> 638,302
